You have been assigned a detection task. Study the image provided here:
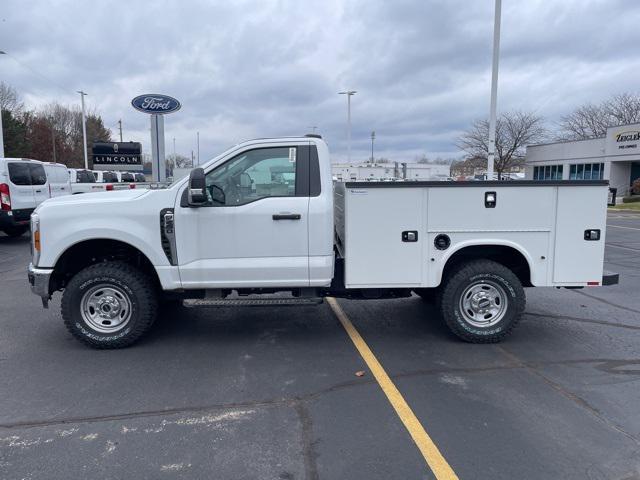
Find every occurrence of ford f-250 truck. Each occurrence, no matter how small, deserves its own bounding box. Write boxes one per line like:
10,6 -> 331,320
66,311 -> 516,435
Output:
27,136 -> 618,348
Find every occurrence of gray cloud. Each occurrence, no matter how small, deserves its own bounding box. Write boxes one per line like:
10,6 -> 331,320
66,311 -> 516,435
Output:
2,0 -> 639,163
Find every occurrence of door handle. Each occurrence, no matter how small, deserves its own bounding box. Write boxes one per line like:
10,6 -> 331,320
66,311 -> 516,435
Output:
35,190 -> 42,193
272,213 -> 301,220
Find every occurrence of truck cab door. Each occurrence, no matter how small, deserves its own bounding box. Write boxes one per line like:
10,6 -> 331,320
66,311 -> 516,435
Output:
174,144 -> 312,288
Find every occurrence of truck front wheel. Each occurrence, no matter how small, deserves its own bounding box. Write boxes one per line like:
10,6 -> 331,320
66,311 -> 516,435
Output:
439,260 -> 525,343
61,261 -> 158,349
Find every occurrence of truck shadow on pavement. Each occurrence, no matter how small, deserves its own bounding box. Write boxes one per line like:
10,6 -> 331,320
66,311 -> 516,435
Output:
144,297 -> 455,348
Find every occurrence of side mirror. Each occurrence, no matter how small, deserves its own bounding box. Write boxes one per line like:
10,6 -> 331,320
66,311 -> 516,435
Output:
187,168 -> 207,206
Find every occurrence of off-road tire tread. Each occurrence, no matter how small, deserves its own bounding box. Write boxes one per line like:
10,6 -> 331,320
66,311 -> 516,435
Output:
61,261 -> 157,349
438,259 -> 525,343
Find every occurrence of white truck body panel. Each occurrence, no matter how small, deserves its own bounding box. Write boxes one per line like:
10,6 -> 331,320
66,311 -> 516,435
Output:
334,181 -> 608,289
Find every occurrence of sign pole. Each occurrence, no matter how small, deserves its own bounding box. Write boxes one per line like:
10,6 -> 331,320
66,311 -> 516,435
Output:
487,0 -> 501,180
150,114 -> 166,182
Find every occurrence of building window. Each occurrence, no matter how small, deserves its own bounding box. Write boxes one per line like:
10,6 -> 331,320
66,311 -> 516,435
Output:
533,164 -> 563,180
569,163 -> 604,180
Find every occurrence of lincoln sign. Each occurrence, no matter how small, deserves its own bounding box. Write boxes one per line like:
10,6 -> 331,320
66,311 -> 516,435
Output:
92,142 -> 142,170
131,94 -> 181,115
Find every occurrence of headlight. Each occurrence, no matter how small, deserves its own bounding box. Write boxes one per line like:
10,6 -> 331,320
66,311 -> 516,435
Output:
31,213 -> 41,265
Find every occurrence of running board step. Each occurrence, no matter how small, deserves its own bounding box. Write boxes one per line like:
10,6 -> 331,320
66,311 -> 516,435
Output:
184,298 -> 324,308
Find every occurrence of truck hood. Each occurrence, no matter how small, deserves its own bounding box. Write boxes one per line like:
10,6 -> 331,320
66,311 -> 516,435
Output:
38,189 -> 148,209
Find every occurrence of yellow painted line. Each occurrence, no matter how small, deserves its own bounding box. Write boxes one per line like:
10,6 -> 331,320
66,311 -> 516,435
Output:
326,297 -> 459,480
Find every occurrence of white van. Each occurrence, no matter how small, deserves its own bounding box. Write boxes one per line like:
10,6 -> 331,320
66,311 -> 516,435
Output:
43,162 -> 71,198
0,158 -> 49,237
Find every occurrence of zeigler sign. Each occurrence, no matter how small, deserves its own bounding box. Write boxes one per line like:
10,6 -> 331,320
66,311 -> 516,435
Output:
606,123 -> 640,154
131,94 -> 181,114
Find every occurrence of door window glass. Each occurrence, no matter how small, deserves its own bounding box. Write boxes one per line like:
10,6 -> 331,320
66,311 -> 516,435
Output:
8,163 -> 31,185
29,164 -> 47,185
204,147 -> 296,206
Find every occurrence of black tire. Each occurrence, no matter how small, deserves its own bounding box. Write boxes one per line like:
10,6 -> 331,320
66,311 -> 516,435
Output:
3,225 -> 28,237
438,260 -> 525,343
61,261 -> 158,349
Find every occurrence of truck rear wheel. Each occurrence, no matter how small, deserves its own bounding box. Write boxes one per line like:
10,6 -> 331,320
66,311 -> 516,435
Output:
61,261 -> 158,349
438,260 -> 525,343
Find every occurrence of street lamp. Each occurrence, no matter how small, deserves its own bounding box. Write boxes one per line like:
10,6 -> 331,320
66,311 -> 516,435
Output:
338,90 -> 356,162
487,0 -> 502,180
370,131 -> 376,162
77,90 -> 89,169
0,51 -> 6,157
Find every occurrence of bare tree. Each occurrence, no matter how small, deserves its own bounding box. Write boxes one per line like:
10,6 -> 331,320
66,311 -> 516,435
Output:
457,111 -> 547,176
558,92 -> 640,140
0,82 -> 23,114
606,93 -> 640,126
167,153 -> 191,168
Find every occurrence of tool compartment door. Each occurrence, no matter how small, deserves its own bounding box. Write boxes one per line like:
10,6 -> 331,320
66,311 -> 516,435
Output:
343,186 -> 424,287
553,185 -> 607,284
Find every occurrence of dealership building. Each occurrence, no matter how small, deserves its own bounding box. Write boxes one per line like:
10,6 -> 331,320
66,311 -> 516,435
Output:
525,122 -> 640,197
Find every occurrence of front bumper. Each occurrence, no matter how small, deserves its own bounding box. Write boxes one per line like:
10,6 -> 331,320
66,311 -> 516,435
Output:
28,263 -> 53,308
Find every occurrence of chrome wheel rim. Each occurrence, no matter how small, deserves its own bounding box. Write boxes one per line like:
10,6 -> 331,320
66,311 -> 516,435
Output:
459,281 -> 508,328
80,285 -> 132,333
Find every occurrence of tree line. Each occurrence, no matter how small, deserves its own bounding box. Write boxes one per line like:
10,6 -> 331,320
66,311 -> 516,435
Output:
455,92 -> 640,176
1,82 -> 111,168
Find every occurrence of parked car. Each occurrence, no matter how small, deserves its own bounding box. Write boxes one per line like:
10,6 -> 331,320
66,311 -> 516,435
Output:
134,173 -> 146,182
0,158 -> 49,237
43,162 -> 71,198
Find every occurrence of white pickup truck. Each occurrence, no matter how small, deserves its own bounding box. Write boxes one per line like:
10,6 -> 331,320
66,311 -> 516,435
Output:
28,136 -> 618,348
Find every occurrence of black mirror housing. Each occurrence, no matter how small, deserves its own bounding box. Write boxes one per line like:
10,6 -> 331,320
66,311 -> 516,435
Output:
187,168 -> 207,206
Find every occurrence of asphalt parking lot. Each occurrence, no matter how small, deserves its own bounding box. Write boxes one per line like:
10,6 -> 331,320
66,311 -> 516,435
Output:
1,211 -> 640,480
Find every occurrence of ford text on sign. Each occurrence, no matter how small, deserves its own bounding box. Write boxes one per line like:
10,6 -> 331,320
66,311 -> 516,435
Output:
131,94 -> 181,114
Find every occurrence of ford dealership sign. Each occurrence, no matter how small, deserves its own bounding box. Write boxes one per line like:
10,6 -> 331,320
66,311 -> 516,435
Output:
131,94 -> 181,114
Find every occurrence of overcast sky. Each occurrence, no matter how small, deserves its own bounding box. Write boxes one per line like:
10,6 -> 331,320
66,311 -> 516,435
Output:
2,0 -> 639,163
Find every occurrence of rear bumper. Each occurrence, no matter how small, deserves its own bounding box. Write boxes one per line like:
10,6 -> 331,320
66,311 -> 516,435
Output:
28,263 -> 53,308
602,272 -> 619,286
0,209 -> 33,229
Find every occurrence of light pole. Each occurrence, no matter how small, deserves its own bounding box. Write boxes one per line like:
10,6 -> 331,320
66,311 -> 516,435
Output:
338,91 -> 356,162
370,131 -> 376,162
0,51 -> 6,157
307,126 -> 318,133
487,0 -> 501,180
196,131 -> 200,166
77,91 -> 89,169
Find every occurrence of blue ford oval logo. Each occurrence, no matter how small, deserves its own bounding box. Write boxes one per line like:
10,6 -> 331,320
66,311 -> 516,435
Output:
131,94 -> 181,114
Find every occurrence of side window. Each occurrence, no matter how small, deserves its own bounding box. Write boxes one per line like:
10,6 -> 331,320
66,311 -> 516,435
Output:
204,147 -> 296,206
30,164 -> 47,185
8,163 -> 31,185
